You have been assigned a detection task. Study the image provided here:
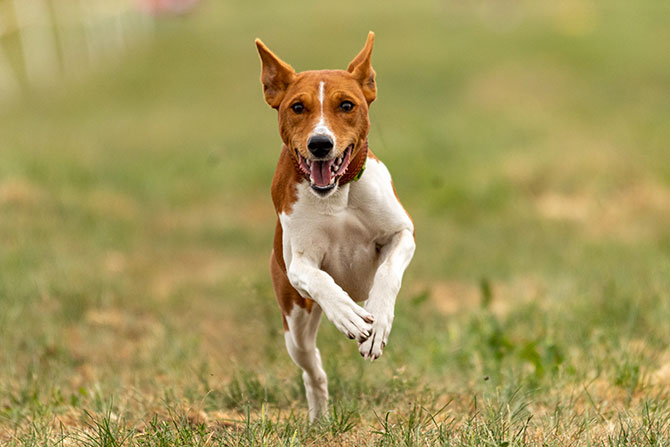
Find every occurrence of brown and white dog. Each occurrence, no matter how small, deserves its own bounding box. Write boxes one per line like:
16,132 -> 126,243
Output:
255,32 -> 415,421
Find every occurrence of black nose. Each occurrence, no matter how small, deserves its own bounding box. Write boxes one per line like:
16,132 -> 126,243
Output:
307,135 -> 334,158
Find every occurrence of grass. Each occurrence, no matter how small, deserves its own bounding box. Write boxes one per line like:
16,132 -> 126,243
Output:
1,0 -> 669,445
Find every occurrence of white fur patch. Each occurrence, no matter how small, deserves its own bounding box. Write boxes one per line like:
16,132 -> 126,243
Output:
311,81 -> 336,147
279,158 -> 414,343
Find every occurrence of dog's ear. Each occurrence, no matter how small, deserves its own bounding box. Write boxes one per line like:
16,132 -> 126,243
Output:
255,39 -> 296,109
347,31 -> 376,104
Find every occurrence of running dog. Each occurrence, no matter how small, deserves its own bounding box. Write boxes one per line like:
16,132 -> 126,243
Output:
256,32 -> 415,421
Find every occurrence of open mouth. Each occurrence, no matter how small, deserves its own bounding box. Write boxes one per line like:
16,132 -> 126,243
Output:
296,144 -> 353,193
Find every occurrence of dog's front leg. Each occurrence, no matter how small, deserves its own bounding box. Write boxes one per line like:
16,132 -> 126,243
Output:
287,255 -> 376,342
359,228 -> 415,360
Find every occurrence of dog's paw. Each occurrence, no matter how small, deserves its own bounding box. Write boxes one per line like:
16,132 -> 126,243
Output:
358,313 -> 392,360
325,301 -> 375,343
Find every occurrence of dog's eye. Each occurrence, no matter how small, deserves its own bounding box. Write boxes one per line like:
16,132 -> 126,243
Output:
291,102 -> 305,114
339,101 -> 354,112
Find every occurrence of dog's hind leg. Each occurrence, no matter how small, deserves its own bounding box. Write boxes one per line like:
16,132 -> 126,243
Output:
285,306 -> 328,422
271,250 -> 328,422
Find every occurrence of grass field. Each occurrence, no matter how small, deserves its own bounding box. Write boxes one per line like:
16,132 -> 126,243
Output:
1,0 -> 669,445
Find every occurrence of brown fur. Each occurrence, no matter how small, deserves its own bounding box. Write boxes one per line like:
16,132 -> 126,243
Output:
271,145 -> 302,215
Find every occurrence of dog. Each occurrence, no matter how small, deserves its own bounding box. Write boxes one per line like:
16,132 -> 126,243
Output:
255,32 -> 415,421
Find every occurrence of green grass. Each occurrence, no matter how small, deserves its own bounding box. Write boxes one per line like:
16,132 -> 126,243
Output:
1,0 -> 670,445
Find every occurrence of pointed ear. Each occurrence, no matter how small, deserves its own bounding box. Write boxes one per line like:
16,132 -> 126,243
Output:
347,31 -> 376,104
255,39 -> 296,109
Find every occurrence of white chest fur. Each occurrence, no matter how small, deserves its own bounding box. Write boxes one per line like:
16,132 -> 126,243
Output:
279,158 -> 413,301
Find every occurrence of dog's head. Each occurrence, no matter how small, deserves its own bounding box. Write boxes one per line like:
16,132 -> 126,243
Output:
256,32 -> 376,196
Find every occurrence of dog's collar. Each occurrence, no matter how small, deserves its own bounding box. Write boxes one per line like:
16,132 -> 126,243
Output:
339,139 -> 368,185
350,158 -> 367,183
290,139 -> 368,186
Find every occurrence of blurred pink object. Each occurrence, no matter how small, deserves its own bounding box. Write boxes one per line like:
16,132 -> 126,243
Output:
136,0 -> 200,15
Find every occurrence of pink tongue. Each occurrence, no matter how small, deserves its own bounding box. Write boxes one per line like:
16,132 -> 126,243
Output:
310,159 -> 334,187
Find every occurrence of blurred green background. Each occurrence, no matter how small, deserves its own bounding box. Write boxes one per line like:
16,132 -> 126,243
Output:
1,0 -> 669,444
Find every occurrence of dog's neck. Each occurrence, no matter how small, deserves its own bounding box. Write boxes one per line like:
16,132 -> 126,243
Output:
288,139 -> 369,186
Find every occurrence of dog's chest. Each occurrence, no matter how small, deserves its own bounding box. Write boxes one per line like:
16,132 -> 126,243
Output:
279,158 -> 411,301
